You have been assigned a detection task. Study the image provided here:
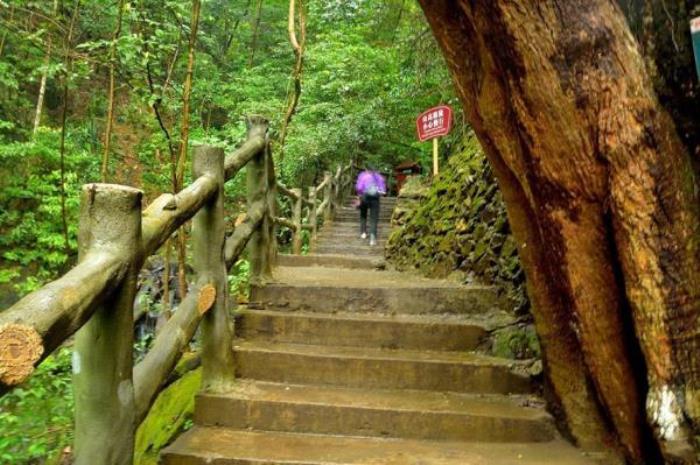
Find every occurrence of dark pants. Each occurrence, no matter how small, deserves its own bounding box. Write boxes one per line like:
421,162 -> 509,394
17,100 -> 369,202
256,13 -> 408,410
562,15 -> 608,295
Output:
360,194 -> 380,237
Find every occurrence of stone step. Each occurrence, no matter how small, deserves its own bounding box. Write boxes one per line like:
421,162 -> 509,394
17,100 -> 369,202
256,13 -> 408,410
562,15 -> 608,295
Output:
276,253 -> 385,269
315,239 -> 387,249
335,210 -> 394,219
162,428 -> 601,465
330,218 -> 393,227
319,228 -> 393,238
314,245 -> 385,256
318,229 -> 391,239
195,381 -> 556,442
233,341 -> 534,394
325,219 -> 393,227
315,237 -> 388,248
253,267 -> 498,315
235,309 -> 486,351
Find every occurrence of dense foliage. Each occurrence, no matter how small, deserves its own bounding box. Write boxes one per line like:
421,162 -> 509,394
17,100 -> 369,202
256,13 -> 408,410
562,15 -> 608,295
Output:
0,0 -> 458,302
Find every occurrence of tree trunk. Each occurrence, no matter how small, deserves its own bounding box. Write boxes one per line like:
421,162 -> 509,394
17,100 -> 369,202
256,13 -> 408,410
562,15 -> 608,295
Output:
32,39 -> 51,136
58,0 -> 81,255
249,0 -> 264,67
174,0 -> 202,301
33,0 -> 59,136
418,1 -> 700,463
278,0 -> 306,153
100,0 -> 126,183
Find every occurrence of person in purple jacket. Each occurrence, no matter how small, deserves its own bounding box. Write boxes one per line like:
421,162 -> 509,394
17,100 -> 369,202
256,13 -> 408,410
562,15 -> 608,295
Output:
355,167 -> 386,246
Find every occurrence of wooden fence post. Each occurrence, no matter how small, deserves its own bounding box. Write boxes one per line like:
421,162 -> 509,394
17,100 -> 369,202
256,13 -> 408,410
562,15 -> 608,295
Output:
291,187 -> 303,255
308,186 -> 318,251
246,116 -> 270,285
323,171 -> 333,222
74,184 -> 143,465
191,145 -> 235,393
264,141 -> 277,271
333,166 -> 342,211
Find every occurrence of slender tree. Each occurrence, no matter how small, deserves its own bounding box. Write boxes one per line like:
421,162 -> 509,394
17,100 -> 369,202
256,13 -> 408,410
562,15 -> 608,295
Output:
58,0 -> 81,255
100,0 -> 126,182
31,0 -> 57,137
174,0 -> 202,300
278,0 -> 306,154
248,0 -> 264,67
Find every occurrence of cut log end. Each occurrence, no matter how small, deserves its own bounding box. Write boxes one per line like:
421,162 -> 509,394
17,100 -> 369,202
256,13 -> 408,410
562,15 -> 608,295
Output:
198,285 -> 217,315
0,324 -> 44,385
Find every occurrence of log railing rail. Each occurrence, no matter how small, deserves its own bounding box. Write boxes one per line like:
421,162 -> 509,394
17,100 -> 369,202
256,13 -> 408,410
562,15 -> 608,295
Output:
275,162 -> 353,254
0,115 -> 354,464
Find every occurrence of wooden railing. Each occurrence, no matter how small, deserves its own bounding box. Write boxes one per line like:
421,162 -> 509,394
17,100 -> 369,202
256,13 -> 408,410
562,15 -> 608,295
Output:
0,115 -> 353,464
276,163 -> 353,254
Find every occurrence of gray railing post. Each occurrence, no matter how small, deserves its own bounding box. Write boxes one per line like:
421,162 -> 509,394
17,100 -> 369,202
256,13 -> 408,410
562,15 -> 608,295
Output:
192,145 -> 235,393
291,188 -> 303,255
308,186 -> 318,251
323,171 -> 333,222
74,184 -> 143,465
246,116 -> 271,285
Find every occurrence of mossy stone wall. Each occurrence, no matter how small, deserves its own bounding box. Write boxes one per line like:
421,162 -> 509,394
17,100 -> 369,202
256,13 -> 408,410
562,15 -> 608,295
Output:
387,130 -> 528,315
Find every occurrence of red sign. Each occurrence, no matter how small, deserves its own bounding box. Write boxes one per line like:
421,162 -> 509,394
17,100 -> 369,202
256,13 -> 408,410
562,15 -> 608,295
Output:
416,105 -> 453,142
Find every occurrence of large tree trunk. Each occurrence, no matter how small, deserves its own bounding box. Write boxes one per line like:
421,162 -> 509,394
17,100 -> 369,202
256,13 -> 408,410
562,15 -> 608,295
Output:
418,1 -> 700,463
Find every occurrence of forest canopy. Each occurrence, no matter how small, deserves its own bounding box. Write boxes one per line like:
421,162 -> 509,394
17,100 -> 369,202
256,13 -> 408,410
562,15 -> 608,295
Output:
0,0 -> 459,301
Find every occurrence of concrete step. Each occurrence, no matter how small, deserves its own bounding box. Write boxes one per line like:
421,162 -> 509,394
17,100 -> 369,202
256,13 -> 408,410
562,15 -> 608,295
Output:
276,253 -> 385,269
314,245 -> 385,256
335,211 -> 394,219
195,381 -> 556,442
252,267 -> 499,315
235,309 -> 486,351
318,229 -> 391,239
329,219 -> 393,227
233,341 -> 534,394
315,236 -> 388,248
162,428 -> 602,465
319,228 -> 393,239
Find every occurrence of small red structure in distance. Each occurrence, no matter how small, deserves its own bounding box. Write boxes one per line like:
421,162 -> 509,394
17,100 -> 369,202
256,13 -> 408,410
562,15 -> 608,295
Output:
416,105 -> 453,142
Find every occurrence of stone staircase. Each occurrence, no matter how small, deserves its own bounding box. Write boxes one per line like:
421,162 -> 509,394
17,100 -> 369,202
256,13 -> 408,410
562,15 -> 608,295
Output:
162,197 -> 599,464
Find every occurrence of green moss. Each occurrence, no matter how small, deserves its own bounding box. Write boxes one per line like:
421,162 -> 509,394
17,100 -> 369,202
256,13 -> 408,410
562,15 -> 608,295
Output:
387,129 -> 529,314
134,367 -> 202,465
492,326 -> 541,360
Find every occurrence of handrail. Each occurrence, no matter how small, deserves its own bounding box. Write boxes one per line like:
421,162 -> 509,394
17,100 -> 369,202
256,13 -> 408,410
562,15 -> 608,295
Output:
223,117 -> 267,180
276,181 -> 299,200
225,200 -> 266,269
133,283 -> 202,423
315,175 -> 330,193
0,111 -> 355,464
275,216 -> 298,231
142,175 -> 218,256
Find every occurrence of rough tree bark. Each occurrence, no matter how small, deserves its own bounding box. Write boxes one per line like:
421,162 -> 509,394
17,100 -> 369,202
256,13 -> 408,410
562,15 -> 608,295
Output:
418,1 -> 700,463
618,0 -> 700,175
